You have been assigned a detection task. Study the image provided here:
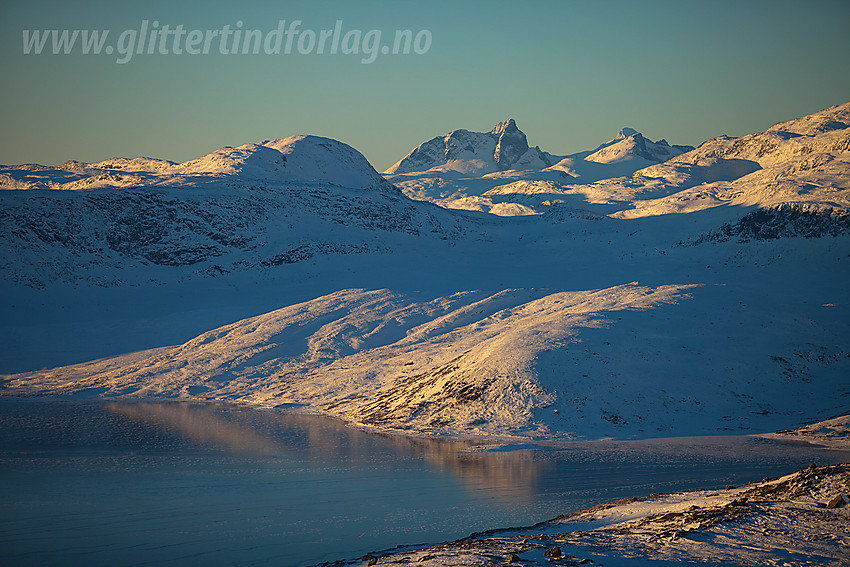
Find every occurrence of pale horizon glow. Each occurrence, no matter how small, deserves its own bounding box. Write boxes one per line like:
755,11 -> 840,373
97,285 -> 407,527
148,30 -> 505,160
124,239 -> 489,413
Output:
1,0 -> 849,171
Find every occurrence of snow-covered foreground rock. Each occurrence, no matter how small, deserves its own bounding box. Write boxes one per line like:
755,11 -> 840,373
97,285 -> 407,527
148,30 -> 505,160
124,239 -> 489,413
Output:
334,462 -> 850,567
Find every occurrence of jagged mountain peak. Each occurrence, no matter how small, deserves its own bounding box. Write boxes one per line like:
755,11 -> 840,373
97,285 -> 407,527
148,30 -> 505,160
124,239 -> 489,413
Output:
584,128 -> 694,165
383,119 -> 694,177
615,127 -> 640,140
490,118 -> 520,135
492,119 -> 530,170
383,119 -> 549,175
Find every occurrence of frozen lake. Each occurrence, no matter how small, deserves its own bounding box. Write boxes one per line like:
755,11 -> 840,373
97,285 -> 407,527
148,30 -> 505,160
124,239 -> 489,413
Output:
1,399 -> 847,566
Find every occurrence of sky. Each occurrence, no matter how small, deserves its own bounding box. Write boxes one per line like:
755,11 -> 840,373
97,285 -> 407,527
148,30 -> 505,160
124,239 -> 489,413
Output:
1,0 -> 849,172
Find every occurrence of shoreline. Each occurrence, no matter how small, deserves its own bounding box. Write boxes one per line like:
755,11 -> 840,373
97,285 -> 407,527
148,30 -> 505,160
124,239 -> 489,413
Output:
325,463 -> 850,567
2,394 -> 848,453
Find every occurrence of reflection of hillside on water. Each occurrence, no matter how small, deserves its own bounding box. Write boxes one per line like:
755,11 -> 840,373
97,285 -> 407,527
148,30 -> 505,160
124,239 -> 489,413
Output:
105,401 -> 547,501
105,401 -> 286,455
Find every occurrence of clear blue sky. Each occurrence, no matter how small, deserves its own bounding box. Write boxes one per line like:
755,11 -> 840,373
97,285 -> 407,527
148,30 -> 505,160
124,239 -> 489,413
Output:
1,0 -> 849,171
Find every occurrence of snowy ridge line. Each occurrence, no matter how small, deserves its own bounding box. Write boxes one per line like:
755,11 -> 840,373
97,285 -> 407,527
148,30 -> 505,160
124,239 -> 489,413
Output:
1,134 -> 394,189
326,462 -> 850,567
0,133 -> 501,288
388,102 -> 850,219
607,103 -> 850,221
384,119 -> 696,213
384,119 -> 693,177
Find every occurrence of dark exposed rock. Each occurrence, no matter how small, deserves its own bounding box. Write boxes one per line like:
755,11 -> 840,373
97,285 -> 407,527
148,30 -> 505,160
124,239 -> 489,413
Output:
492,119 -> 530,170
544,546 -> 562,557
688,204 -> 850,245
826,494 -> 846,509
0,181 -> 466,287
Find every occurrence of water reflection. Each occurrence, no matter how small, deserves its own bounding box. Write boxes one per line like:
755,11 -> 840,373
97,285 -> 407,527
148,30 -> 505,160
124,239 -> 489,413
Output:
4,399 -> 848,567
102,401 -> 850,507
402,437 -> 548,501
105,401 -> 285,455
104,401 -> 546,501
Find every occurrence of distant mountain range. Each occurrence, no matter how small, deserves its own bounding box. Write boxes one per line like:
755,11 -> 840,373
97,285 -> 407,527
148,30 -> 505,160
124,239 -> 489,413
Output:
383,119 -> 696,209
384,119 -> 694,176
386,104 -> 850,220
2,102 -> 849,441
3,135 -> 391,190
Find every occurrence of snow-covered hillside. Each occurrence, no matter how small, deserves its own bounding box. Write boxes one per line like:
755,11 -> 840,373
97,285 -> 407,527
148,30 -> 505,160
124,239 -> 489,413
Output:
1,103 -> 849,441
0,136 -> 471,288
1,135 -> 390,190
0,285 -> 690,437
611,101 -> 850,220
5,249 -> 847,440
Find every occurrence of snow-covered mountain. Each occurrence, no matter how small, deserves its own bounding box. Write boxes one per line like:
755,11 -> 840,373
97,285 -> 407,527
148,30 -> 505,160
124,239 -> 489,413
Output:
0,135 -> 473,288
384,121 -> 694,210
587,102 -> 850,223
2,135 -> 391,190
583,127 -> 693,164
440,103 -> 850,220
384,119 -> 556,175
1,103 -> 849,441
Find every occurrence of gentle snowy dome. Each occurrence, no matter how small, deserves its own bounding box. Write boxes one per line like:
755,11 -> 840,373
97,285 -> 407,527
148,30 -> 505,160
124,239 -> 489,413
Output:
174,135 -> 388,189
260,135 -> 389,189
